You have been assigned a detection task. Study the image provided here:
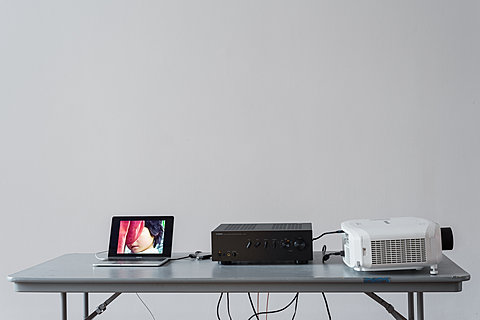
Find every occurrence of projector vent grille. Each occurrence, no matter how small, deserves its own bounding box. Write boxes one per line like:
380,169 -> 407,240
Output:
371,238 -> 426,265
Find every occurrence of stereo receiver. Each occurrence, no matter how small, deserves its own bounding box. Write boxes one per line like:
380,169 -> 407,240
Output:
211,223 -> 313,264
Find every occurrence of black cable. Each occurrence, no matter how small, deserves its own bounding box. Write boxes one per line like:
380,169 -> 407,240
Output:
291,293 -> 299,320
217,292 -> 224,320
321,245 -> 344,263
247,293 -> 299,320
168,255 -> 191,261
247,293 -> 261,320
169,251 -> 212,262
312,230 -> 344,241
189,251 -> 212,260
322,292 -> 332,320
226,292 -> 233,320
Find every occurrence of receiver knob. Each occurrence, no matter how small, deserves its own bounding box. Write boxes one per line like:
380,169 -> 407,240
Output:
281,239 -> 291,248
294,239 -> 306,250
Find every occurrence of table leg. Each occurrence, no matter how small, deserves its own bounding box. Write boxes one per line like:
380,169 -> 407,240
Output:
61,292 -> 67,320
408,292 -> 414,320
416,292 -> 424,320
85,292 -> 122,320
84,292 -> 89,318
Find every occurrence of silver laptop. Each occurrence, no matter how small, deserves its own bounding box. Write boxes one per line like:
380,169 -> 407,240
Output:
93,216 -> 174,267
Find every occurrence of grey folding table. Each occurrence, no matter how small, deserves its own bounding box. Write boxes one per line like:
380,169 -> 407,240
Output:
8,252 -> 470,320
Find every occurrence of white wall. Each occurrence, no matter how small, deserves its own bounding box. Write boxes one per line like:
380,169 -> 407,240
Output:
1,0 -> 479,319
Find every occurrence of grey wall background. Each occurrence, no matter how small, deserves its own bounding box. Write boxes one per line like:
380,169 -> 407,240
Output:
1,0 -> 479,319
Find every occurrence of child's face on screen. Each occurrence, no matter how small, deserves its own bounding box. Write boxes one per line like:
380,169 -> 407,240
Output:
127,227 -> 154,253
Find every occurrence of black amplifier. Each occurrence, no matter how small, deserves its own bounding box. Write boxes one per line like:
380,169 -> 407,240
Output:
211,223 -> 313,264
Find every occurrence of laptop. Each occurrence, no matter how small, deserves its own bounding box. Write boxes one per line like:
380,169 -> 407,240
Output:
93,216 -> 174,267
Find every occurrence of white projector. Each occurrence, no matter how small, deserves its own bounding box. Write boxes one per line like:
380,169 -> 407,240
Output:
341,217 -> 453,275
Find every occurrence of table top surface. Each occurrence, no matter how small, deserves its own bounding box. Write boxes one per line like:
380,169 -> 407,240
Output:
8,252 -> 470,293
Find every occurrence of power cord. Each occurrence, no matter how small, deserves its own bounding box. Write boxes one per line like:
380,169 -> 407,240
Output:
321,245 -> 344,263
291,293 -> 299,320
265,293 -> 270,320
217,292 -> 224,320
169,251 -> 212,263
188,250 -> 212,260
312,230 -> 344,241
321,292 -> 332,320
216,292 -> 234,320
313,229 -> 345,264
126,251 -> 211,320
168,255 -> 191,261
94,250 -> 108,261
247,293 -> 299,320
226,293 -> 233,320
136,293 -> 156,320
247,293 -> 260,320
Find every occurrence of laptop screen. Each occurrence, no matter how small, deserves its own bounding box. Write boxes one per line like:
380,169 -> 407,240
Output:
108,216 -> 174,259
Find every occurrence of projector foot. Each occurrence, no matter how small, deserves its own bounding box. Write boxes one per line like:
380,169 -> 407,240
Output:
430,264 -> 438,275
